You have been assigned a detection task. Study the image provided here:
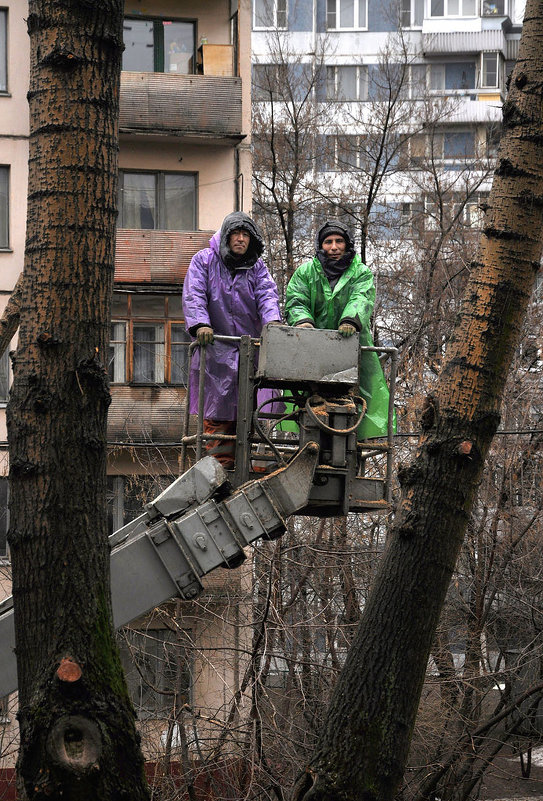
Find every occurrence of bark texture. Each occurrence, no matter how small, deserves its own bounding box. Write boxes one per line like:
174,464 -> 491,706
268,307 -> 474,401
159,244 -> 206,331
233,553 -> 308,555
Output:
295,2 -> 543,800
7,2 -> 149,799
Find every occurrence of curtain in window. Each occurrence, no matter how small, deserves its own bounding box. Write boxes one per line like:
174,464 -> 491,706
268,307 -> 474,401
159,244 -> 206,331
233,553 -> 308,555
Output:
171,325 -> 191,384
133,324 -> 164,383
121,173 -> 156,229
109,322 -> 126,383
164,174 -> 196,231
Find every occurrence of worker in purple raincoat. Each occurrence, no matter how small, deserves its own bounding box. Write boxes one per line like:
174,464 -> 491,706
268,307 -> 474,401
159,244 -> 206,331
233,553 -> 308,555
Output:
182,212 -> 281,467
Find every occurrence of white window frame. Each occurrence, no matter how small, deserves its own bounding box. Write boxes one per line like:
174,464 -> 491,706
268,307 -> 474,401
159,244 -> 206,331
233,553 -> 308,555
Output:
401,0 -> 424,27
253,0 -> 288,29
430,0 -> 477,17
480,52 -> 500,89
327,0 -> 368,30
326,65 -> 368,101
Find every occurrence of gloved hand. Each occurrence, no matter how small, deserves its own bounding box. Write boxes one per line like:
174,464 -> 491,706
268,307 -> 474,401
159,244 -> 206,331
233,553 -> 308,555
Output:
338,323 -> 357,337
196,326 -> 214,346
296,322 -> 315,329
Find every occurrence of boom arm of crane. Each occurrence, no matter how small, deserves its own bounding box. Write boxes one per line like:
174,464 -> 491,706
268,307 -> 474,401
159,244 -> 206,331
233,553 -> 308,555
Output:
0,441 -> 320,699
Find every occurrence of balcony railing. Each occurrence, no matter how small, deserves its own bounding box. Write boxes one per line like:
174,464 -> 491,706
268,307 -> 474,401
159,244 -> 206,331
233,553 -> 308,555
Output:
114,229 -> 214,285
119,72 -> 243,139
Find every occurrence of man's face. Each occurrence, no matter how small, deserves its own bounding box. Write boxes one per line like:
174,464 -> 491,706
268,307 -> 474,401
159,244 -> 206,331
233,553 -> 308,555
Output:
228,229 -> 251,255
321,234 -> 346,260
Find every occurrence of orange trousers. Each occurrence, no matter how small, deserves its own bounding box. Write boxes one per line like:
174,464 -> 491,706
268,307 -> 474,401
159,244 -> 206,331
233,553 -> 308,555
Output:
203,419 -> 236,468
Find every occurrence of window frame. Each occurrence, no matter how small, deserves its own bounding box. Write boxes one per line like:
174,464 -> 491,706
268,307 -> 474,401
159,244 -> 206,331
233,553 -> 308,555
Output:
0,474 -> 8,559
430,0 -> 477,17
481,0 -> 506,14
0,347 -> 9,402
122,15 -> 197,75
480,52 -> 500,89
326,65 -> 368,101
400,0 -> 424,27
0,164 -> 9,249
118,170 -> 197,232
109,292 -> 191,387
326,0 -> 368,30
0,9 -> 7,94
253,0 -> 288,30
119,627 -> 192,720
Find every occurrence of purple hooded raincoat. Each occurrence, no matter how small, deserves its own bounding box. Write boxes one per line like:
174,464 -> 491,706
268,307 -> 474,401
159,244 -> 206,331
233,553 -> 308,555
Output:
182,212 -> 281,420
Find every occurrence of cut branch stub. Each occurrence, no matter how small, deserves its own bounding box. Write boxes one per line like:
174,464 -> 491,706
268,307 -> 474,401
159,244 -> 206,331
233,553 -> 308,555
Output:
56,657 -> 82,683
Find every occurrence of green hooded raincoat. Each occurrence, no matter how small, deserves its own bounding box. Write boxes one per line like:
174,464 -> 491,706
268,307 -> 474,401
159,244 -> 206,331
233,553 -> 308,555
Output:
284,253 -> 391,439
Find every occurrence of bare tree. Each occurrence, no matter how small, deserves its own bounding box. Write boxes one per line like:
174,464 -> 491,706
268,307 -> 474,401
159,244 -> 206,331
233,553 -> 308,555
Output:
6,2 -> 149,798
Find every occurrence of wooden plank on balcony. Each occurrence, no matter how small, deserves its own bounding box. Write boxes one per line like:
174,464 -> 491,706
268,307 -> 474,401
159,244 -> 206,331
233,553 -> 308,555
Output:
120,72 -> 243,136
115,230 -> 214,284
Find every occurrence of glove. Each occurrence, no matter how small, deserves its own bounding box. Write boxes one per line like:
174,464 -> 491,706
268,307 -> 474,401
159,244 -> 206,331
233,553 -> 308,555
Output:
338,323 -> 357,338
196,326 -> 214,346
296,322 -> 315,329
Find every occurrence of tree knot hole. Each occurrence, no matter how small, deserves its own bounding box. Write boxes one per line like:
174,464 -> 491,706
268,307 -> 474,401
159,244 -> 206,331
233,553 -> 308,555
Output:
47,715 -> 102,772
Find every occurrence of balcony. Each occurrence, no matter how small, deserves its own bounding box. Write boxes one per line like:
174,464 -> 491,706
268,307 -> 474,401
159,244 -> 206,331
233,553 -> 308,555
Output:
119,72 -> 243,142
422,28 -> 516,56
114,229 -> 214,285
108,385 -> 186,443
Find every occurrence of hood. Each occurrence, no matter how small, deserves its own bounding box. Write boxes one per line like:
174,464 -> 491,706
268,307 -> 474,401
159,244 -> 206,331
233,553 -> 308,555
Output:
315,219 -> 354,252
211,212 -> 264,271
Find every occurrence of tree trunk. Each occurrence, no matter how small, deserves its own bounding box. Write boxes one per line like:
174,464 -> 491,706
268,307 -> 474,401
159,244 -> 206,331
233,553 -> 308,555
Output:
294,2 -> 543,800
7,2 -> 149,798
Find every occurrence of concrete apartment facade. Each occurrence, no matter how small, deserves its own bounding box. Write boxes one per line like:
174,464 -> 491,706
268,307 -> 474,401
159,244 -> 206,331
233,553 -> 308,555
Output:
251,0 -> 524,267
0,0 -> 253,776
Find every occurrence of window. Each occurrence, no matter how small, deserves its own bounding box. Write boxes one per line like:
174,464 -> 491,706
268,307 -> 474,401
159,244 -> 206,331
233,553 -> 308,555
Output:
401,0 -> 424,26
400,201 -> 424,237
0,10 -> 6,92
119,628 -> 191,719
327,0 -> 368,29
122,18 -> 196,74
107,474 -> 171,533
326,66 -> 368,101
118,171 -> 197,231
482,0 -> 505,14
254,0 -> 288,29
0,476 -> 7,558
430,0 -> 476,15
430,62 -> 475,92
0,348 -> 8,402
481,52 -> 499,88
0,166 -> 8,248
108,293 -> 191,386
442,130 -> 475,160
322,135 -> 369,170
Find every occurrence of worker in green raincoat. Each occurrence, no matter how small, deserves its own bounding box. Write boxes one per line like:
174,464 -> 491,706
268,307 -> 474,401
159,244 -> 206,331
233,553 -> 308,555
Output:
284,219 -> 392,440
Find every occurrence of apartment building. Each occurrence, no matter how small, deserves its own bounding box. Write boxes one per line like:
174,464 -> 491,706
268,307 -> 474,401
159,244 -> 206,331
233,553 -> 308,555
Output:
251,0 -> 524,278
0,0 -> 253,777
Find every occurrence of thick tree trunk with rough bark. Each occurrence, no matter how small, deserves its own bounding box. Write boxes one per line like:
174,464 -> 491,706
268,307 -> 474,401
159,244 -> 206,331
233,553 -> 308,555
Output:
294,3 -> 543,800
6,2 -> 149,799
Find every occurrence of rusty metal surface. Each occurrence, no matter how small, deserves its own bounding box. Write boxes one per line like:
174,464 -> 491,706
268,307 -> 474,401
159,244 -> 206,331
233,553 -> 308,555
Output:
108,385 -> 186,442
114,230 -> 213,285
120,72 -> 242,136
